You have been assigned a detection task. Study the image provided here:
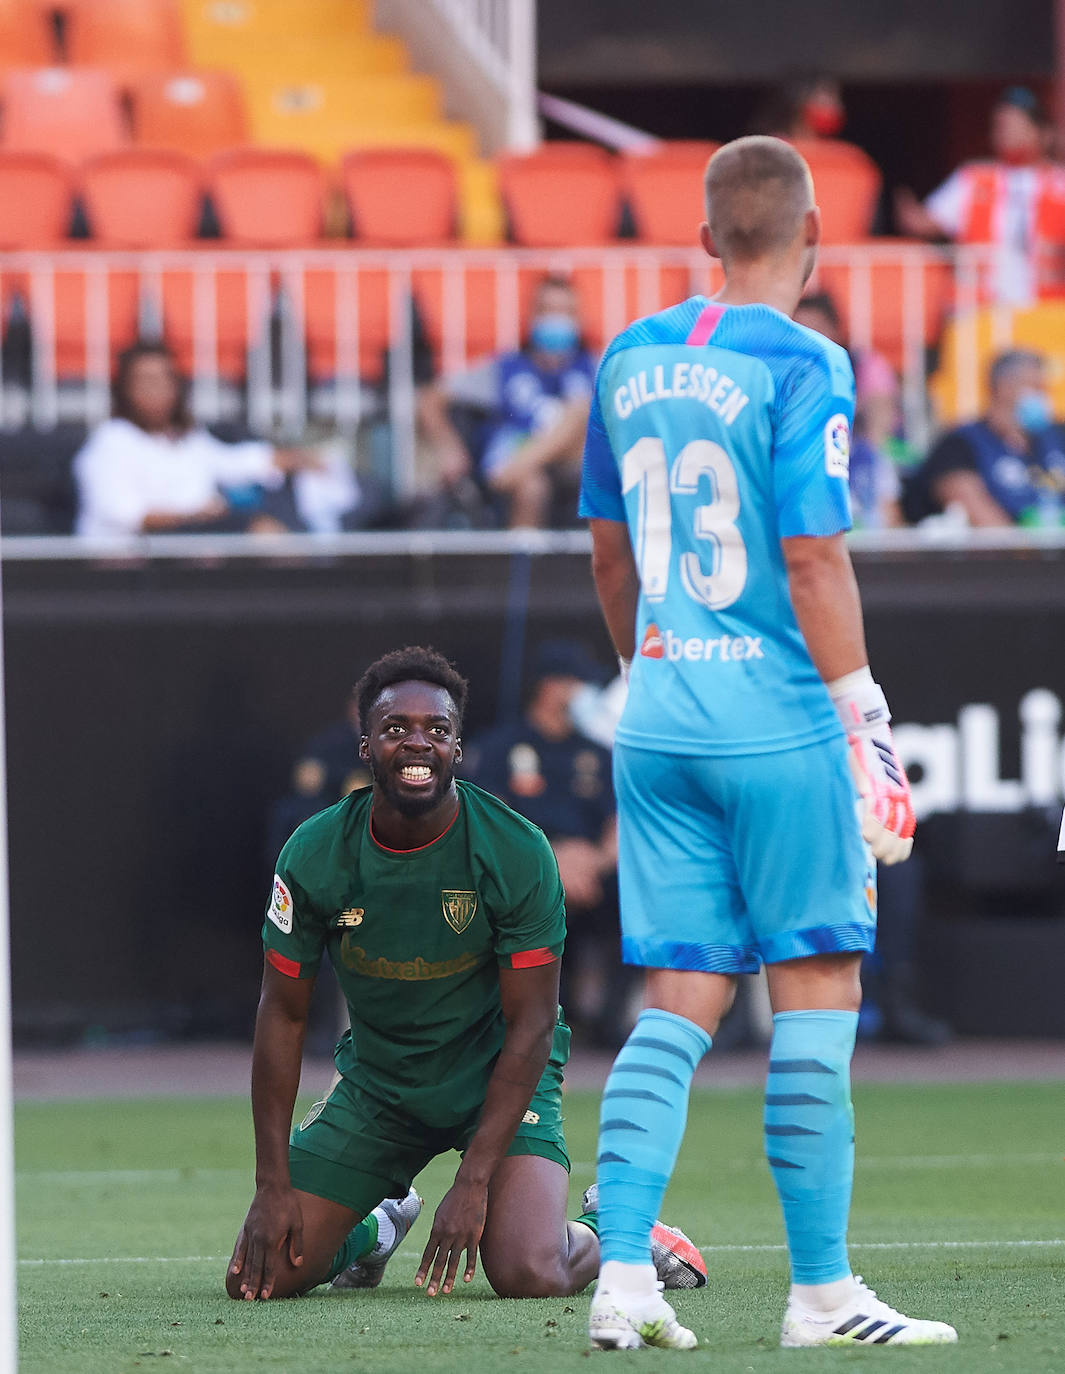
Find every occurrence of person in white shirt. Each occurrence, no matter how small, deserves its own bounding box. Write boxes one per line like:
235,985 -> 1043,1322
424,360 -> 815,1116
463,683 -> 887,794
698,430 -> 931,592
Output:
895,86 -> 1065,306
74,343 -> 320,539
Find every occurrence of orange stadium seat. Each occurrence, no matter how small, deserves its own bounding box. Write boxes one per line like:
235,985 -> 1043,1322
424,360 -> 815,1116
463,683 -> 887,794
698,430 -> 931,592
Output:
792,138 -> 882,243
0,151 -> 72,246
64,0 -> 188,82
498,145 -> 622,246
128,70 -> 249,159
156,266 -> 263,380
0,67 -> 127,162
207,148 -> 326,246
80,149 -> 203,247
0,0 -> 56,69
0,266 -> 141,377
622,142 -> 720,245
303,265 -> 392,382
815,244 -> 954,371
342,148 -> 458,246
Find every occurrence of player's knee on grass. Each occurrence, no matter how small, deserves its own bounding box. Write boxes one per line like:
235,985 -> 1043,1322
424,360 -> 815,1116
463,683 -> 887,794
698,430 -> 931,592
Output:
483,1244 -> 577,1299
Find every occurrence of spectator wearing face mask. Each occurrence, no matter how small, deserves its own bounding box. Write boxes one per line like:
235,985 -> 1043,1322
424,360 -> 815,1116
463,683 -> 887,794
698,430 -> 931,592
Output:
906,349 -> 1065,527
749,74 -> 847,142
417,275 -> 597,528
895,86 -> 1065,305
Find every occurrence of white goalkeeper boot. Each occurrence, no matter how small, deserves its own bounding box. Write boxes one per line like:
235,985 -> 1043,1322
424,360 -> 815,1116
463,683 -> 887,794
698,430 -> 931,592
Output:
589,1268 -> 698,1351
331,1186 -> 423,1290
781,1276 -> 958,1347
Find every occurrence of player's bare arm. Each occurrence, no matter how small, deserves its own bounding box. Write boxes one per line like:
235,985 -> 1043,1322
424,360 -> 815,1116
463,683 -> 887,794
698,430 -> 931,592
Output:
416,958 -> 561,1297
780,533 -> 868,682
588,518 -> 639,661
783,532 -> 914,863
227,959 -> 314,1300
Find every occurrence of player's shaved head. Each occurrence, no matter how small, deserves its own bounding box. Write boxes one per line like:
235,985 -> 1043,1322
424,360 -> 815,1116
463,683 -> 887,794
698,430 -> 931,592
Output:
703,136 -> 815,264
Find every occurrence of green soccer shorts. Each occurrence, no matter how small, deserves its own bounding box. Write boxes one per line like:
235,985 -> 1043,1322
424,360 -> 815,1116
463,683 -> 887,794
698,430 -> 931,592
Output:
288,1014 -> 572,1217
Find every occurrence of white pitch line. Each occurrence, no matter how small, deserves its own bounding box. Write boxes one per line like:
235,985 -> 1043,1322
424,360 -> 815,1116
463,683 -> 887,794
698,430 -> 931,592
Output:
17,1240 -> 1065,1267
15,1153 -> 1063,1187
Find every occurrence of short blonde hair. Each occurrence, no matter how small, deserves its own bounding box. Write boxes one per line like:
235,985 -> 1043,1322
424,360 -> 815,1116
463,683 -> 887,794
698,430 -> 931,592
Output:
704,136 -> 814,263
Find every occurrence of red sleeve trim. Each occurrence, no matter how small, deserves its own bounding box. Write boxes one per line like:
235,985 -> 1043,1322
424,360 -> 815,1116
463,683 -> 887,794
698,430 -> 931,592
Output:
509,947 -> 557,969
266,947 -> 301,979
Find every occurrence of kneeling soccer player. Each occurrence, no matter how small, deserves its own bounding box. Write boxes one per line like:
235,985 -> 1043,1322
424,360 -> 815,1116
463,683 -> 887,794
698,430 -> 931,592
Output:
226,645 -> 705,1302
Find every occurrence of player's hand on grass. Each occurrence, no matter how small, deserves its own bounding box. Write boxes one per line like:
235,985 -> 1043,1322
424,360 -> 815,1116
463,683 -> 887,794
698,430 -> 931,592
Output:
415,1177 -> 488,1296
229,1184 -> 304,1300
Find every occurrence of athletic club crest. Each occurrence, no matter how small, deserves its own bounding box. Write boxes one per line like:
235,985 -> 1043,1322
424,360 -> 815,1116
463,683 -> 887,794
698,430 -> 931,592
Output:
441,889 -> 477,933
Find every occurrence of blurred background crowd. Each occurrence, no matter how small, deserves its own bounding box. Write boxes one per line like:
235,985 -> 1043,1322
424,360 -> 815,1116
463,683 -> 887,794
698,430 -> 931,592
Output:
0,1 -> 1063,537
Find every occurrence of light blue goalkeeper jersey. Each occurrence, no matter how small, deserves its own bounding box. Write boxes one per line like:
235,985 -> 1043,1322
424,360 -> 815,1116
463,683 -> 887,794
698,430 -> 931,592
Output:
579,296 -> 855,757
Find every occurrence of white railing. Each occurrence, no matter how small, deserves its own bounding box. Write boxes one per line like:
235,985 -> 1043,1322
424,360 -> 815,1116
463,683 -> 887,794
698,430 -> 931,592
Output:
0,241 -> 1028,499
423,0 -> 538,148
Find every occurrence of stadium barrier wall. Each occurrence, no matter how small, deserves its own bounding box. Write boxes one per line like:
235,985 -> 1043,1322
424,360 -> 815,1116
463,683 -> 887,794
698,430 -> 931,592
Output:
3,531 -> 1064,1043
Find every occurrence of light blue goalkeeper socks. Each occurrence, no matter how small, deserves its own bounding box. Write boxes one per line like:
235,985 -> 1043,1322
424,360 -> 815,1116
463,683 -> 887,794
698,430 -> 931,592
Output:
765,1009 -> 858,1285
596,1008 -> 712,1266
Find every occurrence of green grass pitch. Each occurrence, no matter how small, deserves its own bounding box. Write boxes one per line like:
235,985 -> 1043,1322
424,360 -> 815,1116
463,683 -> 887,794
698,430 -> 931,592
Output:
15,1081 -> 1065,1372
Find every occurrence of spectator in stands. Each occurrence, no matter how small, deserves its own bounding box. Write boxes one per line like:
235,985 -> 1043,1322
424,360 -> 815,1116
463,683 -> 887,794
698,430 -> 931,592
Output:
420,275 -> 597,528
264,695 -> 370,865
793,292 -> 904,528
895,86 -> 1065,305
463,639 -> 632,1047
74,342 -> 319,538
907,349 -> 1065,527
750,75 -> 846,142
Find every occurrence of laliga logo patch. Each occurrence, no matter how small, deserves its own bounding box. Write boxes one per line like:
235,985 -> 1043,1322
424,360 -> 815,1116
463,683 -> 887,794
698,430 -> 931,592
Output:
268,873 -> 293,934
640,622 -> 664,659
824,412 -> 850,479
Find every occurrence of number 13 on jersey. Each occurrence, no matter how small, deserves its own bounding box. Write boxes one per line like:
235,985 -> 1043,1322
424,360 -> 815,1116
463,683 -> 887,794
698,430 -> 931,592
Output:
622,437 -> 748,610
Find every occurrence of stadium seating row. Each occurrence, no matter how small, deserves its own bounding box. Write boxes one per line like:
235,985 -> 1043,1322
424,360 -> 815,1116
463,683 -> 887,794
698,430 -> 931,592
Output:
0,0 -> 186,76
0,147 -> 461,248
0,0 -> 494,236
0,137 -> 884,249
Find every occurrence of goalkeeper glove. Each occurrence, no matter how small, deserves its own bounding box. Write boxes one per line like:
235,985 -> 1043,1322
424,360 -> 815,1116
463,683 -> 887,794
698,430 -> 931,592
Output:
829,667 -> 915,865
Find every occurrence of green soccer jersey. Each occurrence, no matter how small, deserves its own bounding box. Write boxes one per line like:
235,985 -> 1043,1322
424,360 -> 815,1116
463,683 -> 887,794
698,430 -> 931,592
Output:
262,779 -> 567,1127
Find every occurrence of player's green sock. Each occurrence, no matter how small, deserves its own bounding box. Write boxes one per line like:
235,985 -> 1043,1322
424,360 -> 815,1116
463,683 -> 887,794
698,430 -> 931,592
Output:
324,1215 -> 378,1282
574,1209 -> 599,1237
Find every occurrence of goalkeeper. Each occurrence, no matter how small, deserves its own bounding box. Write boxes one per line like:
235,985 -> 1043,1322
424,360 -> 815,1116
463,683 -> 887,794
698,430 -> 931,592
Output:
579,136 -> 955,1350
225,645 -> 704,1303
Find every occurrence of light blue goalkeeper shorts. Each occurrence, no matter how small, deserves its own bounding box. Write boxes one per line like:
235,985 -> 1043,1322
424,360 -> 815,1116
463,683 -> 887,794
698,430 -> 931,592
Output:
614,737 -> 877,974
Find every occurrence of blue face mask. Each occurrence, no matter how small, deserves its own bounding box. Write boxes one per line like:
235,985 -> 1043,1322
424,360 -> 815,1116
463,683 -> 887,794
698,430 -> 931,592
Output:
529,313 -> 579,354
1015,389 -> 1053,432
